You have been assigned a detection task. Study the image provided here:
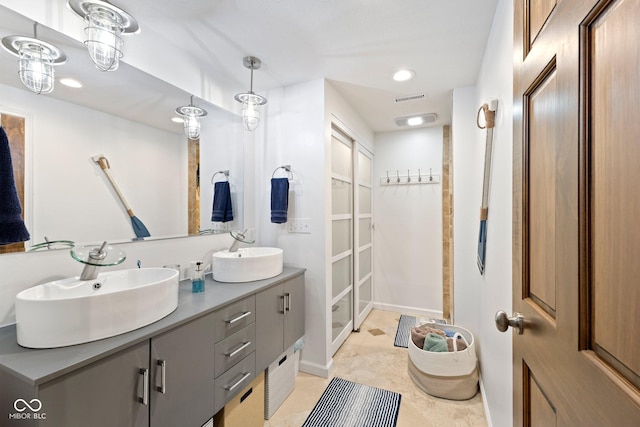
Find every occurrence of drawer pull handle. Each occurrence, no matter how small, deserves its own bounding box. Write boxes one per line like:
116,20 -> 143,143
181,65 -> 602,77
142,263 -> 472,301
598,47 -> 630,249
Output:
156,360 -> 167,394
225,311 -> 252,324
225,341 -> 252,358
225,372 -> 251,392
138,368 -> 149,405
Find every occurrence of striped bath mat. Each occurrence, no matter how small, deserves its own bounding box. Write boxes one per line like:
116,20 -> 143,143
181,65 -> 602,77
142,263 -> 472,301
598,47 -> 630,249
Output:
393,314 -> 416,347
302,377 -> 401,427
394,314 -> 447,348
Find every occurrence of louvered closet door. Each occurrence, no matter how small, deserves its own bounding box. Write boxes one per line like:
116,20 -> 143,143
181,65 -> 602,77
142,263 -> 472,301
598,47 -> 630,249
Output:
353,144 -> 373,331
330,127 -> 354,355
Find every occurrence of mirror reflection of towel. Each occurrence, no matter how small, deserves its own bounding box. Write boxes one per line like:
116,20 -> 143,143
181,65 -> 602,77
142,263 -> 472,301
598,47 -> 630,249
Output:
271,178 -> 289,224
211,181 -> 233,223
0,127 -> 30,245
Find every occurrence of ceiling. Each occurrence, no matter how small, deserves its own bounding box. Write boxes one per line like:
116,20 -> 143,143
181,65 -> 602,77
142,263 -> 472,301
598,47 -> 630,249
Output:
0,0 -> 498,133
120,0 -> 499,132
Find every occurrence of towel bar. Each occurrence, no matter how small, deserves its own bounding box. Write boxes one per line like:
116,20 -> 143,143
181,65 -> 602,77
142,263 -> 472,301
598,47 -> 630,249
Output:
211,170 -> 230,184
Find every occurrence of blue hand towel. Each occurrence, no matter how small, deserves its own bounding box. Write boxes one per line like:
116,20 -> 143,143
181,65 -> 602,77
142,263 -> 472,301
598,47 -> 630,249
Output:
0,127 -> 30,245
211,181 -> 233,223
271,178 -> 289,224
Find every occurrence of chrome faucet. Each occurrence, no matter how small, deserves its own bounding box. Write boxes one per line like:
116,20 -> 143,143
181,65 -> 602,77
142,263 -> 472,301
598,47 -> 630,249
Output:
228,229 -> 249,252
79,241 -> 109,281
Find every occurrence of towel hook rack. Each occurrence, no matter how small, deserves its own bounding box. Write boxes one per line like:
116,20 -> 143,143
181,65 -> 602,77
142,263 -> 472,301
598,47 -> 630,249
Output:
272,165 -> 293,180
211,170 -> 229,184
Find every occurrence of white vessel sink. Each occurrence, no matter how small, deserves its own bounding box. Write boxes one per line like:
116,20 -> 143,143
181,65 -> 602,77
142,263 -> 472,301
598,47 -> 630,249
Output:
15,268 -> 179,348
212,247 -> 283,283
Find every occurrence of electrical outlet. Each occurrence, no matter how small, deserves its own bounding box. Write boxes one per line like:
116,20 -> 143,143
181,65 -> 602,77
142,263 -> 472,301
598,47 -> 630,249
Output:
287,218 -> 311,234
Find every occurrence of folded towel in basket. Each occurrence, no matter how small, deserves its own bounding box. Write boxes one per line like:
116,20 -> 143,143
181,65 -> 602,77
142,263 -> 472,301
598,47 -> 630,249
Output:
0,127 -> 30,245
411,324 -> 446,349
424,333 -> 449,352
211,181 -> 233,222
270,177 -> 289,224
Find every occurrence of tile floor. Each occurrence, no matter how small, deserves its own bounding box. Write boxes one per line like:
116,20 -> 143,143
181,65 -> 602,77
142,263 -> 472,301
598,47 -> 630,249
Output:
265,309 -> 487,427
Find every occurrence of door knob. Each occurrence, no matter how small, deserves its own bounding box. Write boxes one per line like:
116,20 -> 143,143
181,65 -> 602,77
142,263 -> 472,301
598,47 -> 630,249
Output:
495,310 -> 524,335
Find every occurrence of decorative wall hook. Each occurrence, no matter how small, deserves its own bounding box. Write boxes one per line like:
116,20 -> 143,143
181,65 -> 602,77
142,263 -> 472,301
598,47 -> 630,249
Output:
418,169 -> 422,182
396,170 -> 400,183
386,171 -> 390,184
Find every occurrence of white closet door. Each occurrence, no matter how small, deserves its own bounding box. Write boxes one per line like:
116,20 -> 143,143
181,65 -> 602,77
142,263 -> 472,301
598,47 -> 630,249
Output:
330,128 -> 353,354
353,144 -> 374,330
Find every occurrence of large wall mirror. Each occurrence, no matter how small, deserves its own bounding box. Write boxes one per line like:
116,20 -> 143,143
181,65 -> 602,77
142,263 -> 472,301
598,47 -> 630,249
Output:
0,5 -> 245,254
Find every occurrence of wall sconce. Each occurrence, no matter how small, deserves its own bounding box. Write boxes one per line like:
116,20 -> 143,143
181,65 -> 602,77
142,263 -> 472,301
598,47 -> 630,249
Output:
68,0 -> 140,72
176,96 -> 208,140
234,56 -> 268,131
1,23 -> 67,94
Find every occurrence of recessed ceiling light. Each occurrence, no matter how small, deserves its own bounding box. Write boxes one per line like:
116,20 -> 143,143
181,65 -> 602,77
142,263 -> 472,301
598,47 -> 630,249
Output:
58,77 -> 82,88
392,69 -> 415,82
171,117 -> 184,124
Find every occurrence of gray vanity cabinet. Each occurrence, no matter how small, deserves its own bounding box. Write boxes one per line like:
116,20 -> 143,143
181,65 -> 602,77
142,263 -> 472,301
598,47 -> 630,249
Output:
36,341 -> 150,427
255,274 -> 305,372
149,314 -> 216,427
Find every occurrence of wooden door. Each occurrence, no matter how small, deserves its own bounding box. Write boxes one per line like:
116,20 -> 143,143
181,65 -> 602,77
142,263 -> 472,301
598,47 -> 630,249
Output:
513,0 -> 640,424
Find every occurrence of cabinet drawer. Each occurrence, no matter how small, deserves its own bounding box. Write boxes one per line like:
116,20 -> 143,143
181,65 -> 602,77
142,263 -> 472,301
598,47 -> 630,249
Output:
214,295 -> 256,342
214,323 -> 256,377
214,352 -> 256,414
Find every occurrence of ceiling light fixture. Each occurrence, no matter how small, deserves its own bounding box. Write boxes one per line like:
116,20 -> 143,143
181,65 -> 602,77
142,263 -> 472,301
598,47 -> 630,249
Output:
392,69 -> 415,82
235,56 -> 268,131
1,23 -> 67,94
59,77 -> 83,88
68,0 -> 140,72
395,113 -> 437,127
175,96 -> 207,140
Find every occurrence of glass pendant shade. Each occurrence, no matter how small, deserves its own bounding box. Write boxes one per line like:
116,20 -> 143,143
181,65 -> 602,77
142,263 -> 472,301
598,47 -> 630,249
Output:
84,8 -> 124,71
176,99 -> 207,140
241,96 -> 261,131
18,43 -> 55,94
183,113 -> 201,140
2,28 -> 66,95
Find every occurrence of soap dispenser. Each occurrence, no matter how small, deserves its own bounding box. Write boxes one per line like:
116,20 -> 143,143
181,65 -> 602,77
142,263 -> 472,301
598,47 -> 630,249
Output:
190,261 -> 205,293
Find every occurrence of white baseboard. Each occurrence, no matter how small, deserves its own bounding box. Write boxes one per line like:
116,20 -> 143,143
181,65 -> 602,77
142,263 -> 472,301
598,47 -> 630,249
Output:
478,374 -> 493,427
372,302 -> 443,319
298,357 -> 333,379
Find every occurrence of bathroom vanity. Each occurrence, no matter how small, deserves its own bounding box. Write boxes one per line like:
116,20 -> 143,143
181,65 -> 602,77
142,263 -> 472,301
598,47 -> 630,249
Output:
0,268 -> 305,427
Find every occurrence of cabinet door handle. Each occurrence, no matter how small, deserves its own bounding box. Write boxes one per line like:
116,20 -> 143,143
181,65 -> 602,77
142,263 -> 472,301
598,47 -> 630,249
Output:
224,372 -> 251,392
280,295 -> 286,314
156,360 -> 167,394
225,341 -> 252,358
285,292 -> 291,312
225,311 -> 252,324
138,368 -> 149,405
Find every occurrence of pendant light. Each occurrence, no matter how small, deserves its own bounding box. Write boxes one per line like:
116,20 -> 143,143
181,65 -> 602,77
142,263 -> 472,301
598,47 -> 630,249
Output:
68,0 -> 140,72
235,56 -> 268,131
176,96 -> 208,140
1,23 -> 67,94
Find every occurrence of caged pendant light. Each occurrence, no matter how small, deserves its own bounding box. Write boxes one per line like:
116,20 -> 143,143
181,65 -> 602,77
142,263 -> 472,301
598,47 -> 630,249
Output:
234,56 -> 268,131
1,23 -> 67,94
68,0 -> 140,72
176,96 -> 208,140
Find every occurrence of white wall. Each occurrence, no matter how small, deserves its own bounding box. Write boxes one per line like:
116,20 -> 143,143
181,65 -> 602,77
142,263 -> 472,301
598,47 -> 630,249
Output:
257,79 -> 329,376
452,1 -> 513,425
0,83 -> 187,245
373,127 -> 443,317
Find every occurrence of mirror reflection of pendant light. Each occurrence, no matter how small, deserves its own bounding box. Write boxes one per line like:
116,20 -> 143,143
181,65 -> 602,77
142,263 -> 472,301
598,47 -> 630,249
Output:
176,96 -> 208,140
234,56 -> 268,131
1,23 -> 67,94
68,0 -> 140,72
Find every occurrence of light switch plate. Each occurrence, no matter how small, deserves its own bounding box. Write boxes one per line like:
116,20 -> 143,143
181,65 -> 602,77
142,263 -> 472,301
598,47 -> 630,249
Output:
287,218 -> 311,234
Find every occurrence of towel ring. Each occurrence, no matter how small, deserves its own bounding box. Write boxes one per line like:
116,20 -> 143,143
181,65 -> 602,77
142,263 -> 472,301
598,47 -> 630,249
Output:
272,165 -> 293,180
211,170 -> 229,184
